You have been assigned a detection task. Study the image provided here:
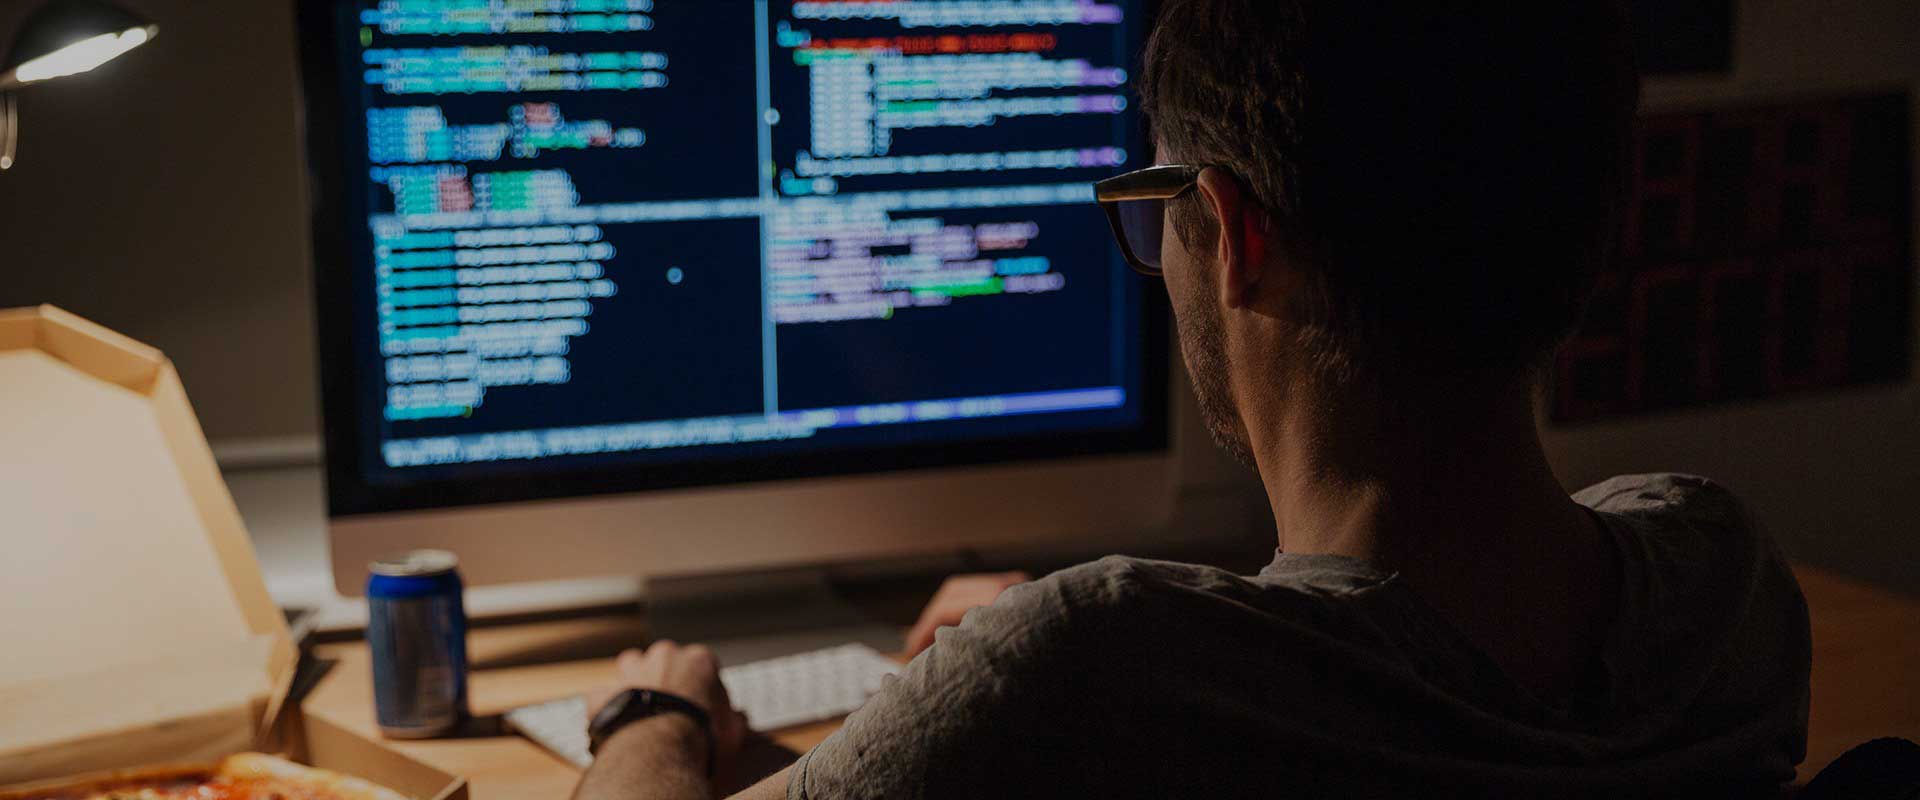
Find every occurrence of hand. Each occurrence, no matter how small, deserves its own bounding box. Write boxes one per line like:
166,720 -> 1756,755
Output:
587,641 -> 749,776
903,571 -> 1032,657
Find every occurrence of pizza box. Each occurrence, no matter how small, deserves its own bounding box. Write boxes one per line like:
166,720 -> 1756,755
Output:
0,306 -> 466,799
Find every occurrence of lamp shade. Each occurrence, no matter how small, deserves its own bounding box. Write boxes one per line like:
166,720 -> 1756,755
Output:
0,0 -> 157,89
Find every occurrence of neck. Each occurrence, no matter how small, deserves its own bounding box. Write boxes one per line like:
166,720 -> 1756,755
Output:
1238,363 -> 1618,700
1242,369 -> 1587,568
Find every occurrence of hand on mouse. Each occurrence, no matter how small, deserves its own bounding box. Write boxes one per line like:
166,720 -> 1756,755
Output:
903,571 -> 1032,657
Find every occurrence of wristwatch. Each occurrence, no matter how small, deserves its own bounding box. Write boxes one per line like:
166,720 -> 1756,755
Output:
587,688 -> 715,772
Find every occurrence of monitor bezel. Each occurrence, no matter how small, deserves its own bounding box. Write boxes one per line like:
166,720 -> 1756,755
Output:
295,0 -> 1171,519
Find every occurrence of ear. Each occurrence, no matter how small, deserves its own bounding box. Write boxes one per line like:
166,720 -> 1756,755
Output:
1195,167 -> 1262,308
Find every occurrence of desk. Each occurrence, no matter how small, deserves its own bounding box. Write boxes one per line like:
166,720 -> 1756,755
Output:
305,615 -> 849,798
303,565 -> 1920,798
1795,566 -> 1920,773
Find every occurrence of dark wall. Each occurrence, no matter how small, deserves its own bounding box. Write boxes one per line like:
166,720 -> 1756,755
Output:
1540,1 -> 1920,593
0,0 -> 317,441
0,0 -> 1914,590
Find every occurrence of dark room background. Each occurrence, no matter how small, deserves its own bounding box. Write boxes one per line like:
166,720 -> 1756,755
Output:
0,0 -> 1914,594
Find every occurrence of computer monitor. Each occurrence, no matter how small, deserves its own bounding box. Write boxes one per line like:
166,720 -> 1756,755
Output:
296,0 -> 1172,596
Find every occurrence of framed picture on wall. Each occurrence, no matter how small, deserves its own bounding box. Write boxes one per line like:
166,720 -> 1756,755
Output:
1552,91 -> 1913,423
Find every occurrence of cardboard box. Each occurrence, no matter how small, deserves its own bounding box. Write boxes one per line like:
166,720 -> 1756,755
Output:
0,306 -> 466,799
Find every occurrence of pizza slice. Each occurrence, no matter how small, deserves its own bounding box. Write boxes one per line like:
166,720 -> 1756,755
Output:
0,752 -> 412,800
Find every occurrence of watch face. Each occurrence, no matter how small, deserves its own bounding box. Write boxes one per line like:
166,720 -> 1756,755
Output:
591,689 -> 639,731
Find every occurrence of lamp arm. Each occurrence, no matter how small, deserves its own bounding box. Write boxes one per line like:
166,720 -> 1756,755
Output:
0,90 -> 16,171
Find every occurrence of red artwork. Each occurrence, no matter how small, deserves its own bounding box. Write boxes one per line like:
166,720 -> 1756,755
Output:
1551,92 -> 1911,422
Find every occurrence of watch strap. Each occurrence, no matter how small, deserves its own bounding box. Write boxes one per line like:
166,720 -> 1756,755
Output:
587,688 -> 716,774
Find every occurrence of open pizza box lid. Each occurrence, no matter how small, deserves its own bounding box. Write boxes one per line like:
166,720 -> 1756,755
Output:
0,306 -> 463,799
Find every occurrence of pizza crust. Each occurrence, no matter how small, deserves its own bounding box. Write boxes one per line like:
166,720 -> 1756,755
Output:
0,764 -> 214,800
217,753 -> 413,800
0,753 -> 414,800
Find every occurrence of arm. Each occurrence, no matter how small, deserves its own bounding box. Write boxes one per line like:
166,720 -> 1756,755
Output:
572,714 -> 725,800
571,641 -> 768,800
789,576 -> 1077,799
572,718 -> 795,800
577,570 -> 1034,800
902,571 -> 1031,656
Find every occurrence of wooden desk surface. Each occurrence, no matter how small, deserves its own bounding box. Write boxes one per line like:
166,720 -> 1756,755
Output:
304,565 -> 1919,798
1795,566 -> 1920,773
306,615 -> 846,799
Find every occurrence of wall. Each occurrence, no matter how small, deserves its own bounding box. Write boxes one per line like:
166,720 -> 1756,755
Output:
0,1 -> 1911,589
0,0 -> 316,441
1540,0 -> 1920,593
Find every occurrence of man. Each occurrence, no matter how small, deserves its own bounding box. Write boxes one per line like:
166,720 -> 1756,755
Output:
575,0 -> 1811,796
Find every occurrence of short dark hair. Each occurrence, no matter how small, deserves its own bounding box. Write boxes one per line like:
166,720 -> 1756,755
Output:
1141,0 -> 1639,380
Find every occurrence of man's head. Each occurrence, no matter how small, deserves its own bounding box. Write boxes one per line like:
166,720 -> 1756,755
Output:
1136,0 -> 1638,460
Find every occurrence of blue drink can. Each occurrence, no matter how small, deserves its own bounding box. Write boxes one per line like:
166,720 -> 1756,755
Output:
366,549 -> 469,738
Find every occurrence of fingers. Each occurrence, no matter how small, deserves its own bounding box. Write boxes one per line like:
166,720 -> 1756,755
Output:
903,582 -> 960,656
683,643 -> 717,671
903,619 -> 939,657
663,643 -> 742,768
701,648 -> 735,708
709,706 -> 749,782
616,646 -> 648,672
904,571 -> 1036,657
716,706 -> 749,749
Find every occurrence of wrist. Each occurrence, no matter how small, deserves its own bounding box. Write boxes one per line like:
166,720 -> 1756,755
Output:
589,687 -> 715,768
599,708 -> 711,774
607,712 -> 707,755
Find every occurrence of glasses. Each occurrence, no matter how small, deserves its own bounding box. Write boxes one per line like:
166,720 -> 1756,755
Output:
1095,164 -> 1204,277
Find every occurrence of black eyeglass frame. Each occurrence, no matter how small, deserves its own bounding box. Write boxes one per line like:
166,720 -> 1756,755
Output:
1095,164 -> 1206,276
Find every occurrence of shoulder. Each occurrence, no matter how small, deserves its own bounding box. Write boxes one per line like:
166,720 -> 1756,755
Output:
1003,555 -> 1269,632
1574,473 -> 1764,565
788,557 -> 1207,797
911,554 -> 1289,687
993,554 -> 1401,667
1574,472 -> 1777,579
921,555 -> 1230,654
1573,472 -> 1753,528
1576,474 -> 1809,722
1035,554 -> 1248,602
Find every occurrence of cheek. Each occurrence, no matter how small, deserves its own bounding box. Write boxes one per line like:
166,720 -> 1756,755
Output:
1161,254 -> 1194,312
1160,231 -> 1208,313
1159,206 -> 1181,270
1159,215 -> 1189,296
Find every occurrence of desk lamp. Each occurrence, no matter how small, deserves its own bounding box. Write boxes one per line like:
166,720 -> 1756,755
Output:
0,0 -> 157,170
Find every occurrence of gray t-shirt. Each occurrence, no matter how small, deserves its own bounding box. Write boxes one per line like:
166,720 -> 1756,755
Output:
789,474 -> 1811,798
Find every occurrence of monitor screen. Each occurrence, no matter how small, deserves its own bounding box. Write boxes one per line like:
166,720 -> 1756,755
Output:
300,0 -> 1164,516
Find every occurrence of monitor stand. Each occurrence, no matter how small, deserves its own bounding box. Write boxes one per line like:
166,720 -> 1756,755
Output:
644,567 -> 909,666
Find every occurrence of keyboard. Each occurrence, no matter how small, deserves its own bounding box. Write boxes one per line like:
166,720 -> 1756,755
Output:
505,695 -> 594,769
505,643 -> 903,769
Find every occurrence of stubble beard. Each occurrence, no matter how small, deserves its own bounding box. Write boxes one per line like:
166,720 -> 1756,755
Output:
1175,295 -> 1258,471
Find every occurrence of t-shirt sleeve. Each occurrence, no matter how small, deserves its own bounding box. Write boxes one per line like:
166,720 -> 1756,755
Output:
787,572 -> 1095,800
1573,472 -> 1811,775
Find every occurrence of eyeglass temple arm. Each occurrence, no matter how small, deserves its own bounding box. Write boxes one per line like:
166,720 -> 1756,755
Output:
1094,165 -> 1204,201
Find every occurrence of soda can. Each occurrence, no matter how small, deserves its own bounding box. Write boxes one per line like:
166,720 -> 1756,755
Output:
366,549 -> 469,738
